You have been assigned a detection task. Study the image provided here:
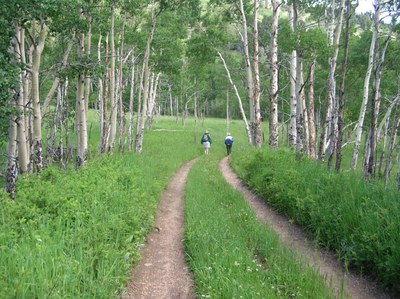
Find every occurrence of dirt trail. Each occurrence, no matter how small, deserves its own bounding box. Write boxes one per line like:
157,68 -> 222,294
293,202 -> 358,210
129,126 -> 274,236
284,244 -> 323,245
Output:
219,156 -> 391,299
123,159 -> 197,299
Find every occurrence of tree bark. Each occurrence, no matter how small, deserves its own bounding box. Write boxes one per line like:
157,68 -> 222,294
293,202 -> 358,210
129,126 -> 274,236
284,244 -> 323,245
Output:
15,27 -> 29,173
135,14 -> 157,153
269,0 -> 280,149
308,59 -> 317,158
108,1 -> 117,151
239,0 -> 255,143
76,31 -> 88,167
351,0 -> 379,170
289,1 -> 297,148
128,48 -> 136,152
253,0 -> 263,147
335,0 -> 351,172
217,51 -> 252,144
365,11 -> 392,178
100,33 -> 109,153
30,18 -> 47,171
319,0 -> 345,162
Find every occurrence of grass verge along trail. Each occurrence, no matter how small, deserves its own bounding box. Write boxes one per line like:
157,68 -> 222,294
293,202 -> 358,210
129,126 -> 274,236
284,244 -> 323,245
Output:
184,152 -> 334,298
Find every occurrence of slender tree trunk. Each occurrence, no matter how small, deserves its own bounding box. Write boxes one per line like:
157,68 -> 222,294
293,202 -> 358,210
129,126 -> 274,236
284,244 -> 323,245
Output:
384,113 -> 400,185
269,0 -> 280,149
100,34 -> 109,153
30,19 -> 47,171
76,32 -> 87,167
299,60 -> 309,156
239,0 -> 255,143
15,28 -> 29,173
128,48 -> 135,152
289,1 -> 297,147
295,55 -> 303,153
6,109 -> 18,198
365,14 -> 392,178
98,35 -> 104,140
253,0 -> 263,147
335,0 -> 351,172
84,22 -> 92,118
351,0 -> 379,170
118,23 -> 125,153
108,1 -> 117,151
218,51 -> 252,144
135,14 -> 156,153
319,0 -> 345,162
308,59 -> 317,158
41,34 -> 75,117
169,84 -> 173,116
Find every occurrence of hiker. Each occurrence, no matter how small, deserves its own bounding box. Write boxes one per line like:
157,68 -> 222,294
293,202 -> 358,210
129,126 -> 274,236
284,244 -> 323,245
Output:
224,133 -> 234,155
201,130 -> 212,154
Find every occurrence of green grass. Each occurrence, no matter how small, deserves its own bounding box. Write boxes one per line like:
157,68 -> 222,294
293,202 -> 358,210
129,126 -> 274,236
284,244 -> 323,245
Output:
0,116 -> 203,298
184,150 -> 335,298
231,147 -> 400,292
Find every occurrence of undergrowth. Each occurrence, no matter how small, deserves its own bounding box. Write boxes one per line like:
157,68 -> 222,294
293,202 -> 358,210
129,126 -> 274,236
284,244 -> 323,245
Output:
0,117 -> 201,298
185,151 -> 335,298
231,147 -> 400,292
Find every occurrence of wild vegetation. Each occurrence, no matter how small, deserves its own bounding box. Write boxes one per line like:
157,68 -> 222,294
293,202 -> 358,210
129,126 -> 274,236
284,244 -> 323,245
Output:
231,146 -> 400,292
1,0 -> 400,297
185,153 -> 335,298
0,117 -> 200,298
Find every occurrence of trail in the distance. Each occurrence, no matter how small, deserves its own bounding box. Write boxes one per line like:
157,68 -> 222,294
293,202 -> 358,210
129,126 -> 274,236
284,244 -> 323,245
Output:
123,159 -> 197,299
219,156 -> 391,299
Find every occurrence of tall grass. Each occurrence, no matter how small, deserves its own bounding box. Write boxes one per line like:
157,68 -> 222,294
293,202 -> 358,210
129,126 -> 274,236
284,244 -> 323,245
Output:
0,116 -> 202,298
184,151 -> 335,298
231,147 -> 400,292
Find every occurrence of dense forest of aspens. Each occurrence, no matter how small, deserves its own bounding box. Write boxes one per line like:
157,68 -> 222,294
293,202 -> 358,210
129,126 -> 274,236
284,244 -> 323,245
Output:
1,0 -> 400,189
1,0 -> 400,297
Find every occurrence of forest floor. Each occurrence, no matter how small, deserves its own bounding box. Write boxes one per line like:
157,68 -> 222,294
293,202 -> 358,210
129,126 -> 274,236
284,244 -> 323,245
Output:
123,156 -> 392,299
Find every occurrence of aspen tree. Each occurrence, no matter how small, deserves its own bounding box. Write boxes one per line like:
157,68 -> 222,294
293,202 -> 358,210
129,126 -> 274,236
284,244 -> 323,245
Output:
351,0 -> 380,170
335,0 -> 351,172
238,0 -> 255,144
108,0 -> 117,151
269,0 -> 280,148
289,1 -> 297,148
29,18 -> 47,171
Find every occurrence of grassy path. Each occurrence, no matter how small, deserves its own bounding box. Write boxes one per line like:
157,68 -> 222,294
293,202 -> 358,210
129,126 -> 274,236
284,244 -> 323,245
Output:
219,156 -> 390,299
123,159 -> 197,299
184,152 -> 334,298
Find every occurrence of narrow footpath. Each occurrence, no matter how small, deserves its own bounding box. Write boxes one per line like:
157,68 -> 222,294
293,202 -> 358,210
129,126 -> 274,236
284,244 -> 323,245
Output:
219,156 -> 391,299
123,159 -> 197,299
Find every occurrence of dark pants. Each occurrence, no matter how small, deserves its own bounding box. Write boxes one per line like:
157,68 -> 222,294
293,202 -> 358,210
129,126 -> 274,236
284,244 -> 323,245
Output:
226,144 -> 232,155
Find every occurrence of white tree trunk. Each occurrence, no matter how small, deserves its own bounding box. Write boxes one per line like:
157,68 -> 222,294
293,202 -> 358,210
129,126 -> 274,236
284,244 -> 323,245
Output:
15,27 -> 29,173
253,0 -> 263,147
108,1 -> 117,151
30,19 -> 47,171
218,51 -> 252,144
76,32 -> 87,167
41,34 -> 75,117
128,48 -> 135,152
84,23 -> 91,117
351,0 -> 379,169
319,0 -> 345,161
135,14 -> 156,153
289,2 -> 297,147
308,59 -> 317,158
239,0 -> 255,142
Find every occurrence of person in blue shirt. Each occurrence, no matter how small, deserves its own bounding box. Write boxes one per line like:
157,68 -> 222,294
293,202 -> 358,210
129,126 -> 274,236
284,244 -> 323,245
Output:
224,133 -> 234,155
